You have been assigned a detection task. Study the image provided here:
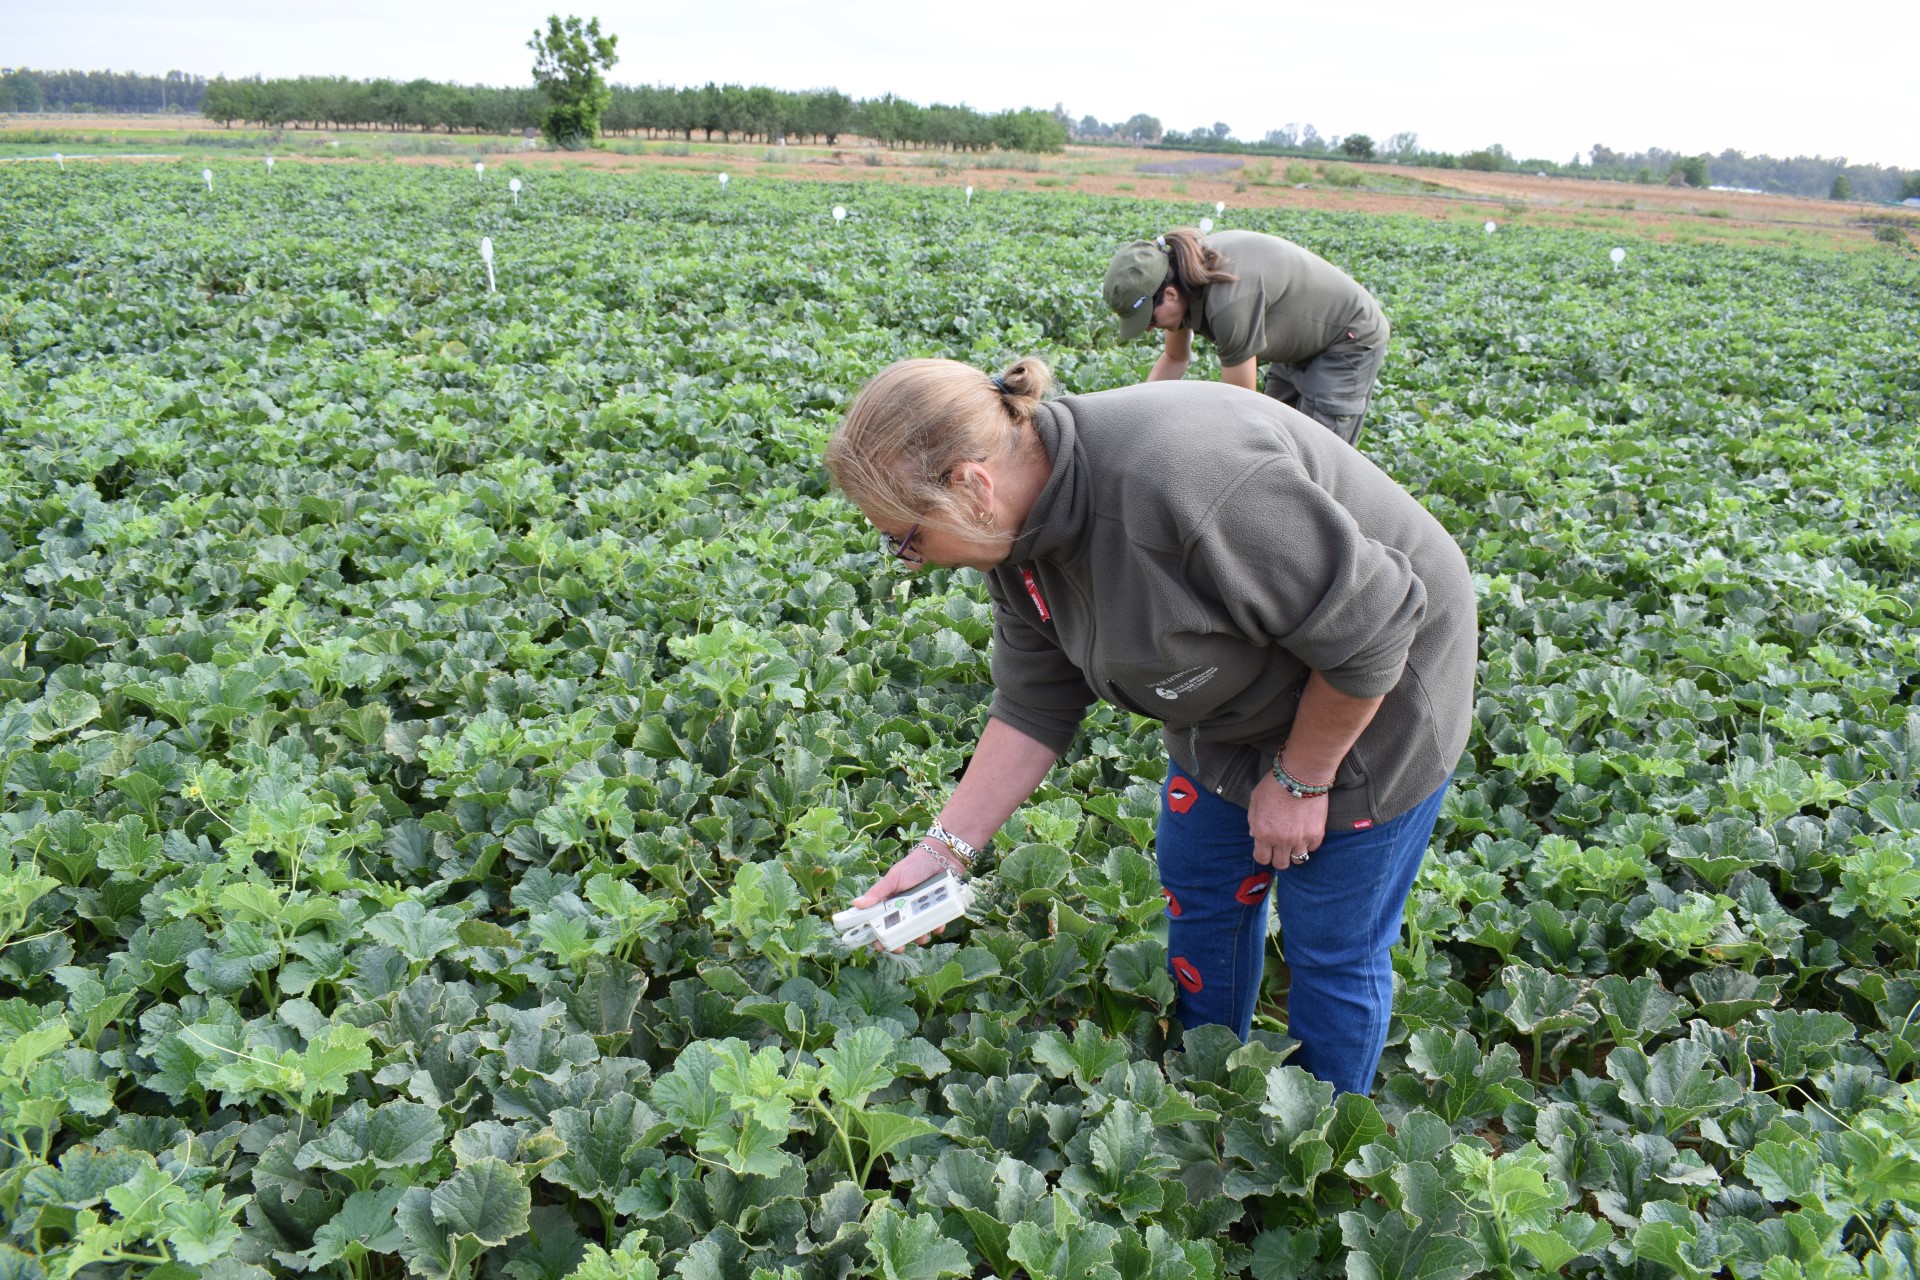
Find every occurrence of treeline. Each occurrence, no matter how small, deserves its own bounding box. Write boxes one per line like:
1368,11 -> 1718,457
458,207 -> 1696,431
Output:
1586,144 -> 1918,205
0,67 -> 208,113
1141,125 -> 1919,204
197,76 -> 1068,151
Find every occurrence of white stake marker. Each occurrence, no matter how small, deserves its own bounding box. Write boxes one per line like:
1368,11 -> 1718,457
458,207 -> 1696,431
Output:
54,152 -> 64,170
1485,221 -> 1496,234
718,172 -> 729,192
832,205 -> 847,225
509,176 -> 522,206
265,155 -> 275,173
480,236 -> 496,293
1215,200 -> 1225,215
1610,246 -> 1626,267
203,168 -> 214,192
1198,216 -> 1214,234
475,161 -> 485,181
965,184 -> 974,207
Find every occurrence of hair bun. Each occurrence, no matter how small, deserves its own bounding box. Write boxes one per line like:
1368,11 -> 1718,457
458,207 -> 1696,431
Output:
996,357 -> 1053,402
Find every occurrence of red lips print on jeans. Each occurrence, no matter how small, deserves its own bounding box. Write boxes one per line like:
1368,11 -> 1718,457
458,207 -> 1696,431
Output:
1172,956 -> 1203,993
1167,775 -> 1197,814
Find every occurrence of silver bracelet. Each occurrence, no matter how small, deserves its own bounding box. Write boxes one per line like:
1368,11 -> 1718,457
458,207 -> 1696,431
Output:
914,838 -> 966,879
926,822 -> 978,866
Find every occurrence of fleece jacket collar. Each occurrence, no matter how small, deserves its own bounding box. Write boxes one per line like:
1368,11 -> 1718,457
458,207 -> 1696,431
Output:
1005,399 -> 1090,567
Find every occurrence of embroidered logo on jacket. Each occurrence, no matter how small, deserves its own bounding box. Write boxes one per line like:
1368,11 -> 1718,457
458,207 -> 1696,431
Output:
1153,666 -> 1220,701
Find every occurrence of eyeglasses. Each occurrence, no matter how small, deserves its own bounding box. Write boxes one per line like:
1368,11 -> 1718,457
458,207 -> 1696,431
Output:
882,522 -> 923,566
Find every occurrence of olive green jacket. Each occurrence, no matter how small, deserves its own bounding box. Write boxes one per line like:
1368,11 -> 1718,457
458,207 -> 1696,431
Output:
984,382 -> 1475,830
1190,229 -> 1387,368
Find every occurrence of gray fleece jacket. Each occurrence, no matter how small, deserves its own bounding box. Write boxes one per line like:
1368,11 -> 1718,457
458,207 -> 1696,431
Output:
983,381 -> 1477,831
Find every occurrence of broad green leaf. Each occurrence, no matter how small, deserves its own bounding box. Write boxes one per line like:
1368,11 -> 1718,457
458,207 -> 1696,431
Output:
429,1158 -> 532,1247
819,1024 -> 896,1107
866,1207 -> 970,1280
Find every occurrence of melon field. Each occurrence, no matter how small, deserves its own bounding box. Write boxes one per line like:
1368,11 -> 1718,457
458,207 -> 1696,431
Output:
1,162 -> 1917,1280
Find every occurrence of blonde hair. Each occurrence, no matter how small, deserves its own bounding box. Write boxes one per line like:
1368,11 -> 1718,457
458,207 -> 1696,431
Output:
1162,226 -> 1238,298
825,357 -> 1052,543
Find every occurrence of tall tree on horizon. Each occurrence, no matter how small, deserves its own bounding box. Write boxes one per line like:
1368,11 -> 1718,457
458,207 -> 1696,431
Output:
528,14 -> 618,148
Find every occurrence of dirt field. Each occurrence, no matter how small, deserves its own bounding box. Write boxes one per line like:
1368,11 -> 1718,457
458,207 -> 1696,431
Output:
7,114 -> 1914,252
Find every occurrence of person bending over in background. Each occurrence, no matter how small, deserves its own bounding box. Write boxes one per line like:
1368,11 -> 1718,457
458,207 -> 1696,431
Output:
1102,227 -> 1390,445
823,356 -> 1475,1096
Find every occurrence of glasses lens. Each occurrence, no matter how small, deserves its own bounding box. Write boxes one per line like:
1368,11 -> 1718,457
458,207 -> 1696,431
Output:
883,523 -> 921,565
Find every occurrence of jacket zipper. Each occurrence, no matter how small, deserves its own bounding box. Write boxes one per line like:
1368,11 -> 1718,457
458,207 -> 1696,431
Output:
1021,566 -> 1051,621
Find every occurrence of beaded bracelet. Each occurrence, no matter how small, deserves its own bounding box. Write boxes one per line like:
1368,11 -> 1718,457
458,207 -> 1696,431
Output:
1271,755 -> 1335,799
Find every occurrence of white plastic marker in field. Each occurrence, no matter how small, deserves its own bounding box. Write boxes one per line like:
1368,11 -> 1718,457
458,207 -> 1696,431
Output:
54,152 -> 63,170
1610,246 -> 1627,267
832,205 -> 847,225
1485,221 -> 1496,234
718,172 -> 729,193
965,185 -> 974,208
509,177 -> 522,206
203,168 -> 214,192
480,236 -> 496,293
265,156 -> 274,174
1198,217 -> 1214,234
475,161 -> 485,181
1215,200 -> 1225,216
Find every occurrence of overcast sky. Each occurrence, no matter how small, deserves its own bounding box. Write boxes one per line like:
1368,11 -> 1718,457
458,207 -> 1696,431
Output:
12,0 -> 1916,168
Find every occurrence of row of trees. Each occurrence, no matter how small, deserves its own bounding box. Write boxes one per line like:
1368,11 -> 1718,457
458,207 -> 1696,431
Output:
0,68 -> 208,114
196,75 -> 1067,151
1137,121 -> 1919,204
1583,144 -> 1919,204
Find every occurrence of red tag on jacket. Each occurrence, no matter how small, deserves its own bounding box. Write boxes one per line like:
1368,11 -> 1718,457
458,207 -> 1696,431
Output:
1021,566 -> 1051,621
1352,818 -> 1374,830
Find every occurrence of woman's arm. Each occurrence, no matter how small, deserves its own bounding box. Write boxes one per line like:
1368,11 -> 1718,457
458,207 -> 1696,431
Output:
1149,327 -> 1192,381
1248,671 -> 1385,871
851,716 -> 1060,922
1219,358 -> 1259,391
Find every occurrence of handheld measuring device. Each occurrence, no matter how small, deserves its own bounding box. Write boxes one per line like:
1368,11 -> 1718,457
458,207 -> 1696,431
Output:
833,870 -> 975,950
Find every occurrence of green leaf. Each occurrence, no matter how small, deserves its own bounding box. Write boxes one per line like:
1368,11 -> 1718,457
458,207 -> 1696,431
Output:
1590,973 -> 1687,1047
1513,1214 -> 1613,1271
856,1108 -> 941,1165
297,1099 -> 444,1173
1608,1038 -> 1743,1135
162,1186 -> 250,1265
366,901 -> 464,967
1031,1021 -> 1131,1090
543,1094 -> 669,1200
1630,1206 -> 1717,1280
1338,1203 -> 1483,1280
1751,1136 -> 1820,1205
1006,1196 -> 1121,1280
866,1207 -> 970,1280
307,1187 -> 407,1268
430,1158 -> 532,1247
819,1024 -> 896,1108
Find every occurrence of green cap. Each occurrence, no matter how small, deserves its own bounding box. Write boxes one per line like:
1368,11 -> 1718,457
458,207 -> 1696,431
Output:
1102,240 -> 1170,340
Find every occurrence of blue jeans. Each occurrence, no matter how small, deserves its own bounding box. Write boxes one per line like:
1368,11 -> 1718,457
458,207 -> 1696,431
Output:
1156,765 -> 1448,1096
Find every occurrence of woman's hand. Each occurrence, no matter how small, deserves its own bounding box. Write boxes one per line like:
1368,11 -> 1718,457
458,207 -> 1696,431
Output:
1249,771 -> 1328,872
850,841 -> 960,949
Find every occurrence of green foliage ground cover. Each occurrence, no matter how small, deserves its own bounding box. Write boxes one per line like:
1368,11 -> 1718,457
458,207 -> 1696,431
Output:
0,162 -> 1916,1279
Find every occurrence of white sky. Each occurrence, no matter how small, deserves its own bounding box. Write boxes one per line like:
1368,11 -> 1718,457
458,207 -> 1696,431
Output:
11,0 -> 1918,169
